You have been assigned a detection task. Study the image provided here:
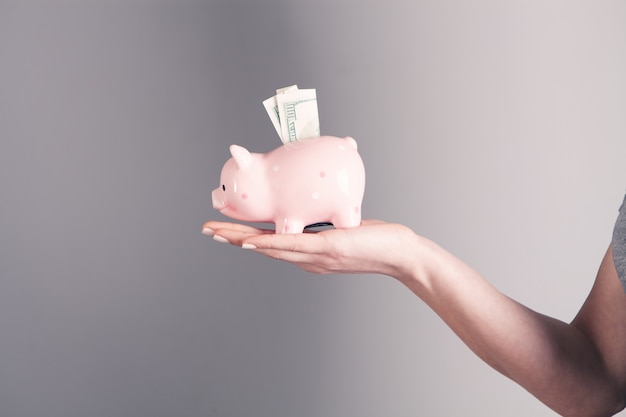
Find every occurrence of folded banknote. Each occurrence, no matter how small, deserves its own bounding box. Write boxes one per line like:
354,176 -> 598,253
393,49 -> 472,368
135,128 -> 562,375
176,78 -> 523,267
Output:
263,85 -> 320,144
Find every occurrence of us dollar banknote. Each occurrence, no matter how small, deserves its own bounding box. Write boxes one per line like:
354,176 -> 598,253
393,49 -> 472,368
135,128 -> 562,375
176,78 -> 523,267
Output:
263,85 -> 320,144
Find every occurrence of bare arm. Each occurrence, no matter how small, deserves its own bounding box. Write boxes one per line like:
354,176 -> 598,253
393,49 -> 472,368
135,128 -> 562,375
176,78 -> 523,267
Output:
203,220 -> 626,416
404,238 -> 626,417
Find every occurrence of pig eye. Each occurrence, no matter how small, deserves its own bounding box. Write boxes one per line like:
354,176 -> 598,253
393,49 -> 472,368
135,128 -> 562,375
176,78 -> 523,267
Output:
222,184 -> 226,191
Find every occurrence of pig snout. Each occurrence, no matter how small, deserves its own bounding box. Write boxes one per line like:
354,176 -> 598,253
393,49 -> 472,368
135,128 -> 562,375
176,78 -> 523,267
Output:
212,187 -> 226,210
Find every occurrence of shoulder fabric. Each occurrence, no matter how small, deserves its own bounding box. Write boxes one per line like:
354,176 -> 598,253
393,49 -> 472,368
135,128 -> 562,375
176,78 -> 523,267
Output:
612,194 -> 626,292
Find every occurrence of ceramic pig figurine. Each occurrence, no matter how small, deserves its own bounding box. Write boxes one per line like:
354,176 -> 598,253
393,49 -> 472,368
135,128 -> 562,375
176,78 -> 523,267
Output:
212,136 -> 365,234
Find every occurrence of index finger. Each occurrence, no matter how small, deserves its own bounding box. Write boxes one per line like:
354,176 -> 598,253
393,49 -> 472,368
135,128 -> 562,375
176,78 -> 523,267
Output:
202,220 -> 273,236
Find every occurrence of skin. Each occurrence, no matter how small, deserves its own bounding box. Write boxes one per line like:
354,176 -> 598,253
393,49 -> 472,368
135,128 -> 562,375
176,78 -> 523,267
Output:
202,219 -> 626,417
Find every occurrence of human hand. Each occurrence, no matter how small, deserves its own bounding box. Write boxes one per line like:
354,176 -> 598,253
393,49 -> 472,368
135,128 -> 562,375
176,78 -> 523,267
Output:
202,219 -> 421,280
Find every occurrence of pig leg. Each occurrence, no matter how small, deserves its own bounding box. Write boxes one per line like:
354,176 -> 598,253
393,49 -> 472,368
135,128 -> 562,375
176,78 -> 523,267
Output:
275,217 -> 306,234
331,205 -> 362,229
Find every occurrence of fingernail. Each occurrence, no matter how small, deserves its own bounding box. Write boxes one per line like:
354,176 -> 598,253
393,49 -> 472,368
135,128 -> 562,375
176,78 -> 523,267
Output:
213,235 -> 229,244
202,227 -> 215,236
242,243 -> 257,249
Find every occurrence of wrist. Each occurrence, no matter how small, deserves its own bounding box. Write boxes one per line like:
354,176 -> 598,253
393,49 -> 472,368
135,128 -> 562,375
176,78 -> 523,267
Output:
388,226 -> 437,288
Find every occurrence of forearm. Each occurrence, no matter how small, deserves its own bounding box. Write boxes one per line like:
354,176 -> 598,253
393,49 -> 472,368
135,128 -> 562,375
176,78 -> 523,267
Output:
398,233 -> 623,416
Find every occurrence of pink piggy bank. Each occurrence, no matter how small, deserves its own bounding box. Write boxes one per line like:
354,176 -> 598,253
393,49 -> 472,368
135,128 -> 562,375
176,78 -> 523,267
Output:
212,136 -> 366,234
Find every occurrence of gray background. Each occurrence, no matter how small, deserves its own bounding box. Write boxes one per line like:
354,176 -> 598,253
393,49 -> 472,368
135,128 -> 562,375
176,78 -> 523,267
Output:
1,1 -> 625,416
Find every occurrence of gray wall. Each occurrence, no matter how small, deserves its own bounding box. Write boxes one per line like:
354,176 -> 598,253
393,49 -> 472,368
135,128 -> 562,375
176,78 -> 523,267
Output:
1,1 -> 625,416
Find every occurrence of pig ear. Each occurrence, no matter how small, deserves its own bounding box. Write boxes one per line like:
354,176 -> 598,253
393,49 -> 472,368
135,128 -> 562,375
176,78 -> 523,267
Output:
229,145 -> 252,170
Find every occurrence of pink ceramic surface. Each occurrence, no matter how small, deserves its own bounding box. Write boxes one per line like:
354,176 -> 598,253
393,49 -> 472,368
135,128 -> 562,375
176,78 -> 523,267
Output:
212,136 -> 366,234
